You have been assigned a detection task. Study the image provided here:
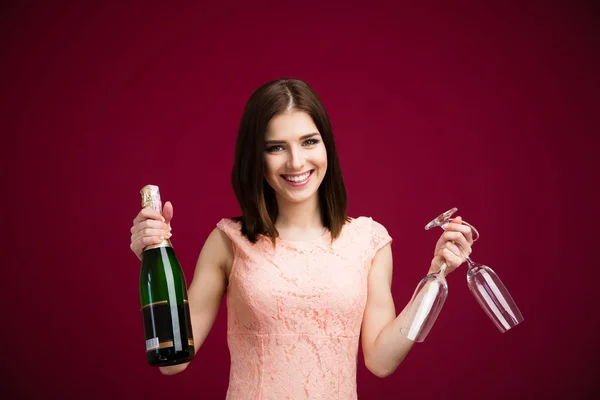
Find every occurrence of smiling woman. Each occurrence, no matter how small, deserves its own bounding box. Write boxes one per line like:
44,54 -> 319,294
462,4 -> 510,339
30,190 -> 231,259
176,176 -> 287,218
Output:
231,78 -> 349,245
128,78 -> 474,399
264,113 -> 328,219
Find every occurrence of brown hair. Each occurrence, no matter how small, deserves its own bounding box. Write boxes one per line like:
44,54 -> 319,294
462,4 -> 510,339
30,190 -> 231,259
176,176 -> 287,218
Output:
231,78 -> 349,245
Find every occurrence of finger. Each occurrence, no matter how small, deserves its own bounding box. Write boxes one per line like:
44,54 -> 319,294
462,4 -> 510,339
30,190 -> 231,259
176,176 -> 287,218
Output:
133,207 -> 165,225
163,201 -> 174,225
431,249 -> 462,275
130,219 -> 170,235
131,235 -> 163,255
446,216 -> 474,243
445,241 -> 463,258
442,231 -> 470,255
441,248 -> 462,269
131,227 -> 171,243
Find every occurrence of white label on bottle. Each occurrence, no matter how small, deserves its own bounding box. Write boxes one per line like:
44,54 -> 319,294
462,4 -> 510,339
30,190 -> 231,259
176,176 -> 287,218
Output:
146,337 -> 159,351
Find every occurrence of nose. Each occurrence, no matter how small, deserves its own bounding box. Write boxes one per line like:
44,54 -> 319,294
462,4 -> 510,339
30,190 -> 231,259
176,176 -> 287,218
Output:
287,147 -> 305,170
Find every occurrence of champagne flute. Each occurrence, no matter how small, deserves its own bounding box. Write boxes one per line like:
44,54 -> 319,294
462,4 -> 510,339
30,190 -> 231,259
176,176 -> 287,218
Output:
399,209 -> 471,342
400,208 -> 523,342
425,208 -> 524,333
399,264 -> 449,342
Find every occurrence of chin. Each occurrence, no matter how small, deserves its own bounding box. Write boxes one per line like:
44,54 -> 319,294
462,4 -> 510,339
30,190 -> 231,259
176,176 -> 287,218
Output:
278,190 -> 318,204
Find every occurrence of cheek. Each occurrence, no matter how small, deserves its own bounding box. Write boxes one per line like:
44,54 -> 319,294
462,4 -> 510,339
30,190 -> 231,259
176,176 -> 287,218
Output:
263,158 -> 276,176
318,147 -> 328,168
263,158 -> 282,186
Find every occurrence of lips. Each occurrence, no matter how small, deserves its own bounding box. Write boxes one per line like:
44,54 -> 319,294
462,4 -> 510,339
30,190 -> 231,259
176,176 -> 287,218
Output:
281,169 -> 314,185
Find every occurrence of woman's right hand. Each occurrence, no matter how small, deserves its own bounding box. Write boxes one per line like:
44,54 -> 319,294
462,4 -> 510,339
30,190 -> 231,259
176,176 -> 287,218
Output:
130,201 -> 174,260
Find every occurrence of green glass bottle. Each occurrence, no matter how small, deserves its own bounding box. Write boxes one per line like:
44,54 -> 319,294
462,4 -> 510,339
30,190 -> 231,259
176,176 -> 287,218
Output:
139,185 -> 194,367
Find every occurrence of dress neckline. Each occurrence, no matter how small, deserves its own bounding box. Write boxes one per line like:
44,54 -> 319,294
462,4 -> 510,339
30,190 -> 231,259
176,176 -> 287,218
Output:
276,229 -> 331,245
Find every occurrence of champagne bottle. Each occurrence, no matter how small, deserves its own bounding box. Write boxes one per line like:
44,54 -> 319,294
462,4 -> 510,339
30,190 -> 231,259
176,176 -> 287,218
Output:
139,185 -> 194,367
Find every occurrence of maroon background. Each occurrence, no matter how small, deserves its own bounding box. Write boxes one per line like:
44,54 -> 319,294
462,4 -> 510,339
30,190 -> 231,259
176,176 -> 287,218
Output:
3,1 -> 599,399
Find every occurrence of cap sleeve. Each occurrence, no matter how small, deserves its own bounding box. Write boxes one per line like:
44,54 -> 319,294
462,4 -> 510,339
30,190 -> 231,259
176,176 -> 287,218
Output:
216,218 -> 241,241
368,217 -> 392,263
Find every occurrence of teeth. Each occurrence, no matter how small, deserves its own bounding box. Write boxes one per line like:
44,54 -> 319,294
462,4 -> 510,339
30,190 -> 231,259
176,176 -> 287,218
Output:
284,171 -> 311,182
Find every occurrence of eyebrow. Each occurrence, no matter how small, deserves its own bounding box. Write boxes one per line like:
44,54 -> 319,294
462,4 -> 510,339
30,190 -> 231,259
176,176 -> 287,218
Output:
265,133 -> 320,145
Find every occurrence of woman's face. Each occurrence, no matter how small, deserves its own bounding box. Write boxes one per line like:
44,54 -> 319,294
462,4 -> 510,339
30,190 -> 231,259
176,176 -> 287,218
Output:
263,111 -> 328,205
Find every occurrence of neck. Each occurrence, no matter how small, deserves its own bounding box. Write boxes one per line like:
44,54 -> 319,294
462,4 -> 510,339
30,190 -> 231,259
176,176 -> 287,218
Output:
275,193 -> 323,230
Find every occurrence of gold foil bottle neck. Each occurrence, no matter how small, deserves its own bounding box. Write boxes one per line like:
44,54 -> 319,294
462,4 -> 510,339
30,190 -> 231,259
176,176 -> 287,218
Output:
141,184 -> 162,214
140,185 -> 172,250
145,238 -> 172,250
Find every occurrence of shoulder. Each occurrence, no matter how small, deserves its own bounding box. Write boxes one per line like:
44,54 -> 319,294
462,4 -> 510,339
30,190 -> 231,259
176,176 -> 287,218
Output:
216,217 -> 242,234
216,217 -> 248,242
205,218 -> 240,250
195,222 -> 235,277
214,217 -> 265,254
347,216 -> 392,259
348,216 -> 390,237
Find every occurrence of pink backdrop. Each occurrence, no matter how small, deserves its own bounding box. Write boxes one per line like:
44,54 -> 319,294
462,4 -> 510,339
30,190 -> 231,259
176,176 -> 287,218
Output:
4,1 -> 599,399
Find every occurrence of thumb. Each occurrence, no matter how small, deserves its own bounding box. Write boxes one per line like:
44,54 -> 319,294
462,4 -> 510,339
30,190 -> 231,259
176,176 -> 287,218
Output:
452,215 -> 463,225
163,201 -> 174,224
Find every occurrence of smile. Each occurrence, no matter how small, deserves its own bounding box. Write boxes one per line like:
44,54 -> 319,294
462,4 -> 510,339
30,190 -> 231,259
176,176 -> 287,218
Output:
281,170 -> 314,185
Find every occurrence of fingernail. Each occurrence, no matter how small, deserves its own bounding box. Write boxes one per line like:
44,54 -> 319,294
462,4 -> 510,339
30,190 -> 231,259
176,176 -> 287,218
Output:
160,236 -> 165,240
167,232 -> 172,238
161,216 -> 165,222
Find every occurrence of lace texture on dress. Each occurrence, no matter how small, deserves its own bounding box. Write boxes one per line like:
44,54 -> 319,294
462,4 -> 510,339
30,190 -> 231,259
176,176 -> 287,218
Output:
216,217 -> 392,400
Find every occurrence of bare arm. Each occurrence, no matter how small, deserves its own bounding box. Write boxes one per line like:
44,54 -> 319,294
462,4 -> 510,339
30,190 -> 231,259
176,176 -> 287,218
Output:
159,227 -> 232,375
360,243 -> 416,378
361,217 -> 474,377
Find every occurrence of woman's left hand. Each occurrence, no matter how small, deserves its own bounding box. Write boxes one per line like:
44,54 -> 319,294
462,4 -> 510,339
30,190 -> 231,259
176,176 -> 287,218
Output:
429,216 -> 474,277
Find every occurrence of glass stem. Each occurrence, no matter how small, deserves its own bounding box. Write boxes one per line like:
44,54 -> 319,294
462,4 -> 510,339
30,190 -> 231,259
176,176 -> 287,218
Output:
465,255 -> 476,270
457,244 -> 476,270
438,262 -> 447,276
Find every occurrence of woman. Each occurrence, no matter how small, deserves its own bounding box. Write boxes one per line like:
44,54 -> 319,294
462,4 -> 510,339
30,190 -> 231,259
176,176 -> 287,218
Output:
129,78 -> 473,399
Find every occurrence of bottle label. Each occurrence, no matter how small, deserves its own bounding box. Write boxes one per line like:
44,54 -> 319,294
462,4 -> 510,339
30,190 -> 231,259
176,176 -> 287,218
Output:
146,337 -> 160,351
141,300 -> 194,353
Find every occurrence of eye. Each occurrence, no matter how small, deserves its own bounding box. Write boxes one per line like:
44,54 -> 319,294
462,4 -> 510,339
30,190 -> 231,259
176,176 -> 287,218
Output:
303,138 -> 320,146
265,145 -> 284,153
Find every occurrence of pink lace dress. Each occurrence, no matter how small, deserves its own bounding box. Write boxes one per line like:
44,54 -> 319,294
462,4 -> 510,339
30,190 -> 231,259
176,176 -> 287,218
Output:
216,217 -> 392,400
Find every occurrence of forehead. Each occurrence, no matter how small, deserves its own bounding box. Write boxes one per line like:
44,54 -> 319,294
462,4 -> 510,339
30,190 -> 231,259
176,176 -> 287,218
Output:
265,111 -> 319,140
